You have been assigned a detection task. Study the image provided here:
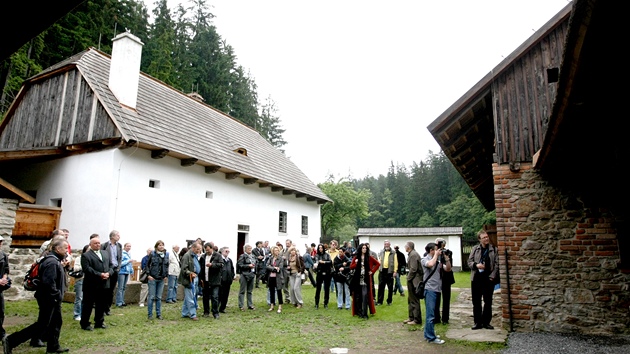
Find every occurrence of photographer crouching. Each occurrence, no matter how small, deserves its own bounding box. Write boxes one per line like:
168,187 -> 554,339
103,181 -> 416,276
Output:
434,238 -> 455,325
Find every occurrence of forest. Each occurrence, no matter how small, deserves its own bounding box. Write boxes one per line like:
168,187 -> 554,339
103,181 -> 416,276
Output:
0,0 -> 494,243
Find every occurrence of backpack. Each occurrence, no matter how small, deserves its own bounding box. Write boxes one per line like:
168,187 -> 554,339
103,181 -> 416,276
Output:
23,255 -> 53,291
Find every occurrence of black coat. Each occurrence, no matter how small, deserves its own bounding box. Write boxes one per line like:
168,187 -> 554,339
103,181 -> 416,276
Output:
220,256 -> 235,283
147,251 -> 169,280
81,249 -> 113,290
36,251 -> 65,303
199,251 -> 223,286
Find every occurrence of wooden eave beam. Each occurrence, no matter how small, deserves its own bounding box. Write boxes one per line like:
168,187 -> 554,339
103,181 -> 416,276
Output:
282,190 -> 294,195
295,193 -> 306,198
225,172 -> 240,180
151,149 -> 169,159
0,148 -> 63,160
205,166 -> 221,174
0,176 -> 36,203
307,196 -> 317,202
271,186 -> 283,192
258,183 -> 271,188
244,178 -> 257,185
181,158 -> 198,167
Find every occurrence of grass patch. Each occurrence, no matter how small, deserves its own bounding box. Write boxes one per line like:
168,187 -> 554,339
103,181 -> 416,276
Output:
4,279 -> 504,353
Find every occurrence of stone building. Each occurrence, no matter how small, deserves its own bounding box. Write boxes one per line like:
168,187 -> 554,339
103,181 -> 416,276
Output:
428,0 -> 628,334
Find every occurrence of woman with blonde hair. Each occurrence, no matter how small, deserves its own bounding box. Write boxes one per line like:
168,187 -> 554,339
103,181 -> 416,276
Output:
266,246 -> 286,313
287,246 -> 306,308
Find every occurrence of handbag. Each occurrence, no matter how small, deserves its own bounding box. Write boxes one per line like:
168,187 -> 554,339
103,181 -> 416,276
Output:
139,269 -> 149,283
344,270 -> 354,286
416,264 -> 438,299
68,270 -> 84,278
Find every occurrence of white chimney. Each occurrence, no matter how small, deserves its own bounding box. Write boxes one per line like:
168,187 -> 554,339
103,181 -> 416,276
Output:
109,31 -> 144,109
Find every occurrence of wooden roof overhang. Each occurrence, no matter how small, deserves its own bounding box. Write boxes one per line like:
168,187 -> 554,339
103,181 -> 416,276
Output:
428,3 -> 573,211
0,0 -> 86,61
534,0 -> 626,208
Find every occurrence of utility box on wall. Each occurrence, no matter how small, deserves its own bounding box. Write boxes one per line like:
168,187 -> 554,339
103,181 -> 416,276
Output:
10,204 -> 61,248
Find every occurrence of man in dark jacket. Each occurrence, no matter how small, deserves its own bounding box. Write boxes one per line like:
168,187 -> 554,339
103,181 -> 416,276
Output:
3,237 -> 70,354
199,242 -> 224,318
218,246 -> 235,313
101,230 -> 122,316
80,236 -> 112,331
393,245 -> 407,297
252,241 -> 266,288
468,230 -> 499,330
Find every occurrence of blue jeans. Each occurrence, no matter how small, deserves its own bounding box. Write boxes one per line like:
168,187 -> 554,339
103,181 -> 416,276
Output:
116,273 -> 129,306
424,289 -> 439,341
394,273 -> 405,294
73,278 -> 83,318
148,278 -> 165,318
182,278 -> 198,318
335,281 -> 351,309
167,275 -> 179,302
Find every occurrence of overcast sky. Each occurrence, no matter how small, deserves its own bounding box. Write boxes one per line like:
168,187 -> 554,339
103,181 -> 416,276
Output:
152,0 -> 572,184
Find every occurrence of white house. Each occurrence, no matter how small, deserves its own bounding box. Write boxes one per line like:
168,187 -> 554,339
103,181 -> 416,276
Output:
0,32 -> 330,260
356,227 -> 463,271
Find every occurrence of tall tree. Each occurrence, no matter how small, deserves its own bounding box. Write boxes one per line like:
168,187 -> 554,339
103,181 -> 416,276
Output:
143,0 -> 177,86
319,176 -> 370,242
259,95 -> 287,151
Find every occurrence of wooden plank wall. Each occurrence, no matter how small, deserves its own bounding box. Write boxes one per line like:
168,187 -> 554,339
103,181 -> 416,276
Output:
492,20 -> 569,164
11,204 -> 61,248
0,68 -> 120,150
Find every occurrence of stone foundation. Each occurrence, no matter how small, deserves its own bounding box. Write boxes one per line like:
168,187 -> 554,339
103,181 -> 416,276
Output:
494,163 -> 630,334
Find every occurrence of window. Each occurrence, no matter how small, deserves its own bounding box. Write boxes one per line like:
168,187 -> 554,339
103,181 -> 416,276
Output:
50,198 -> 62,207
205,191 -> 213,199
301,216 -> 308,235
149,179 -> 160,188
279,211 -> 287,233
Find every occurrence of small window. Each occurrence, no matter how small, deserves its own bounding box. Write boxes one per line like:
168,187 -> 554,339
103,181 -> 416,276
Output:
149,179 -> 160,189
234,148 -> 248,156
547,67 -> 559,83
279,211 -> 287,233
301,216 -> 308,236
205,191 -> 213,199
238,224 -> 250,232
50,198 -> 62,207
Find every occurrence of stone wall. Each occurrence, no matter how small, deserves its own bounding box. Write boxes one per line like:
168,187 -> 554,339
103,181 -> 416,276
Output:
0,198 -> 17,249
494,163 -> 630,335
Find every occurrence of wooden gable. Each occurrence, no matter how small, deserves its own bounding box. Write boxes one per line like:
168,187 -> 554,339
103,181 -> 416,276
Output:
0,66 -> 121,157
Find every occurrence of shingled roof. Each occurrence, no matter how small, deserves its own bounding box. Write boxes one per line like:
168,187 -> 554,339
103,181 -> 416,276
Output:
10,48 -> 331,203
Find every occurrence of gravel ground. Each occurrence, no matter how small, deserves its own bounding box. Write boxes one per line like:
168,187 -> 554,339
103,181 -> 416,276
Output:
502,332 -> 630,354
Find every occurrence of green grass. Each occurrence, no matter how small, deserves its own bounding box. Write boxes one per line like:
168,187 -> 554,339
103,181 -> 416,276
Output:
4,277 -> 503,353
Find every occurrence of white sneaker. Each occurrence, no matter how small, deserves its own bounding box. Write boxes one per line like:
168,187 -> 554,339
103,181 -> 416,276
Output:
139,303 -> 145,307
74,316 -> 81,321
429,338 -> 445,345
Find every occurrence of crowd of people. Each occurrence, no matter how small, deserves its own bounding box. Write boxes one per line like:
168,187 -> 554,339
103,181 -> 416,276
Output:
0,229 -> 499,352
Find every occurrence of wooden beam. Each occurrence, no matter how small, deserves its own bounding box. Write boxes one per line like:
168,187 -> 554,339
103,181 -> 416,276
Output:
258,183 -> 271,188
271,186 -> 283,192
0,176 -> 36,203
307,196 -> 317,202
317,199 -> 327,205
181,158 -> 198,167
120,139 -> 137,149
205,166 -> 221,174
225,172 -> 240,180
295,193 -> 306,198
0,149 -> 63,160
282,190 -> 294,195
244,178 -> 257,185
151,149 -> 169,159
